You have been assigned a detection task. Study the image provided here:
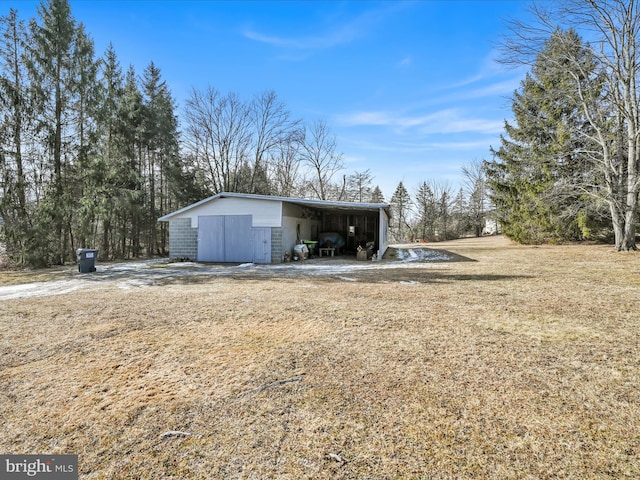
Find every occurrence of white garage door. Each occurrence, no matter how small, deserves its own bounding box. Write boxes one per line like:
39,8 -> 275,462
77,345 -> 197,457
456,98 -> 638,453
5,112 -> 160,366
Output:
198,215 -> 270,263
197,216 -> 225,262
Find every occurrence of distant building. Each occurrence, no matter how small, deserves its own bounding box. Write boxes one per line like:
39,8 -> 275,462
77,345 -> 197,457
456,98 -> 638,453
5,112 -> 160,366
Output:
483,215 -> 500,235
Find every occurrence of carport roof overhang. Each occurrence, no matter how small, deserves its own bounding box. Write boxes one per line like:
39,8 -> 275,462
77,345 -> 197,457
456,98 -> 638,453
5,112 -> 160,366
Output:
157,192 -> 390,222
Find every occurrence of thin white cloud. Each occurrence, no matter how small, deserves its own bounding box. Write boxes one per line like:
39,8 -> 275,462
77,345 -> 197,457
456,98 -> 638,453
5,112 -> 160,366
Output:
342,153 -> 369,166
430,115 -> 503,135
438,49 -> 524,99
243,27 -> 358,50
336,108 -> 504,135
337,111 -> 395,127
449,73 -> 486,89
341,136 -> 498,154
397,55 -> 412,68
448,49 -> 508,88
243,2 -> 409,51
462,77 -> 522,99
427,139 -> 499,150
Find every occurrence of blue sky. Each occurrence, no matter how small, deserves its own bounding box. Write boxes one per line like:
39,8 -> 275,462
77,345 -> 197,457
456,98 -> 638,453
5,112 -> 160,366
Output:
8,0 -> 531,200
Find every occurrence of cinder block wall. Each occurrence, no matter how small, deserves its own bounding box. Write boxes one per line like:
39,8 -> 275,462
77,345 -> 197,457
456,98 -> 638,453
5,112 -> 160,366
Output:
271,227 -> 283,263
169,218 -> 198,260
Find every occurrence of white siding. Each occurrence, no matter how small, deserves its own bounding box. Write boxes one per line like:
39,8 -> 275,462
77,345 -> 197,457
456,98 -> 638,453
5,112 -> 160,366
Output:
171,197 -> 282,228
281,204 -> 321,255
282,216 -> 321,254
378,208 -> 389,258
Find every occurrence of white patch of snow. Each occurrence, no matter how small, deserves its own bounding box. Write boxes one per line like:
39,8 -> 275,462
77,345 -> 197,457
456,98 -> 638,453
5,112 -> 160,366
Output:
170,262 -> 198,267
0,279 -> 88,300
0,247 -> 455,301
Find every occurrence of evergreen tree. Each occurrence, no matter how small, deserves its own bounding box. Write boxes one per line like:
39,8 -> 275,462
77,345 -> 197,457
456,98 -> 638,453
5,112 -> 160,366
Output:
25,0 -> 80,264
390,181 -> 411,242
140,61 -> 181,255
486,29 -> 600,244
90,44 -> 145,259
369,185 -> 384,203
117,65 -> 145,257
452,188 -> 469,238
69,23 -> 101,251
94,43 -> 124,258
0,8 -> 31,262
437,188 -> 453,240
0,1 -> 205,265
414,181 -> 437,241
503,0 -> 640,250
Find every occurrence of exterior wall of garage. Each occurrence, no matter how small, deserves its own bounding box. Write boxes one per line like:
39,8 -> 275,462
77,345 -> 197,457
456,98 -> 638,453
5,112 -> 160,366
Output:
168,218 -> 198,260
378,208 -> 390,258
271,227 -> 283,263
159,193 -> 390,263
282,203 -> 321,257
175,197 -> 282,228
165,198 -> 282,263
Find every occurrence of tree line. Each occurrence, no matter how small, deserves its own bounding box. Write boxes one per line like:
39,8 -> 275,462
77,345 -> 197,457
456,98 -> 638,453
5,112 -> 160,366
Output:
0,1 -> 192,266
385,159 -> 489,243
485,0 -> 640,251
1,0 -> 498,267
9,0 -> 633,266
387,0 -> 640,250
0,0 -> 385,267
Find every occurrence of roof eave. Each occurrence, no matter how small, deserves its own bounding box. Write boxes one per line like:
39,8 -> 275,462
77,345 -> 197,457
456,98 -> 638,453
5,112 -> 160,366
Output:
157,192 -> 390,222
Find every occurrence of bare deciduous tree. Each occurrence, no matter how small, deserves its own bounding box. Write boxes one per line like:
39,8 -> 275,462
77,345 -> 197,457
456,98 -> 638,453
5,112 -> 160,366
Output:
271,128 -> 304,197
502,0 -> 640,250
300,120 -> 344,200
347,169 -> 374,202
183,87 -> 252,194
463,159 -> 488,237
249,90 -> 301,195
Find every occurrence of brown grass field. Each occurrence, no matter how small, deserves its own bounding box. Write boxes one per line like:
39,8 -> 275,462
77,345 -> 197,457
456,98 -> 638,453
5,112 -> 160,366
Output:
0,236 -> 639,479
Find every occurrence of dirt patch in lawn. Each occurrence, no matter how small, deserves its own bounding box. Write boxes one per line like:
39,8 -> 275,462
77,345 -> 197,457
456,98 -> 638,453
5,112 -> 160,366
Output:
0,236 -> 639,479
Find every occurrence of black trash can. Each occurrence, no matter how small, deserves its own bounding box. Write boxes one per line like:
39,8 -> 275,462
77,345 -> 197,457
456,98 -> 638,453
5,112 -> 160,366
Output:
76,248 -> 98,273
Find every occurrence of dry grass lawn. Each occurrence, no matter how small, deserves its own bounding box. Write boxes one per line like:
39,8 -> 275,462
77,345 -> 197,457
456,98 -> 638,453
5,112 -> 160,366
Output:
1,236 -> 639,479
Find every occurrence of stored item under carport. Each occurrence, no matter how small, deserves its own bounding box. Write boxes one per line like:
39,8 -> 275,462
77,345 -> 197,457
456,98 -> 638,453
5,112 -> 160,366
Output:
302,240 -> 318,257
292,243 -> 309,261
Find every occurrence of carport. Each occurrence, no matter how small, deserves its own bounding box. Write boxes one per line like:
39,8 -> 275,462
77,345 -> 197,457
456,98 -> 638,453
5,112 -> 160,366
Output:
158,192 -> 390,264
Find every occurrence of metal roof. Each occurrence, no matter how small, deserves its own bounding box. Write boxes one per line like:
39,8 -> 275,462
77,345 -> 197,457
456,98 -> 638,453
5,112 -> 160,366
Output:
158,192 -> 390,222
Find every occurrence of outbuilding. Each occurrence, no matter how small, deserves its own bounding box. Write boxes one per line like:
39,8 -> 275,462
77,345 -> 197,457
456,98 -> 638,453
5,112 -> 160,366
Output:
158,192 -> 390,264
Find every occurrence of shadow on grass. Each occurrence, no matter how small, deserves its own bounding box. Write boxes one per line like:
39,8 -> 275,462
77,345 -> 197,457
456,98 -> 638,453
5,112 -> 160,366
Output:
334,271 -> 531,284
151,269 -> 531,287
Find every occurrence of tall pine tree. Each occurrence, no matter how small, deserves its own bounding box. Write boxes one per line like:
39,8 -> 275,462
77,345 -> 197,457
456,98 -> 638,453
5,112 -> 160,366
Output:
26,0 -> 80,264
0,8 -> 31,263
390,181 -> 411,242
486,29 -> 601,244
414,181 -> 437,241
